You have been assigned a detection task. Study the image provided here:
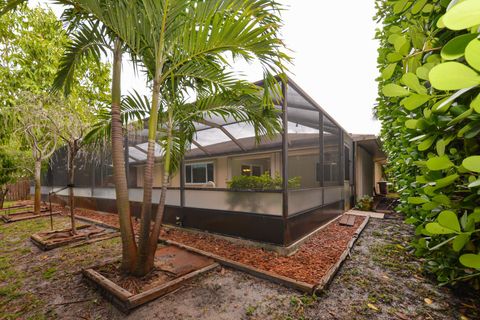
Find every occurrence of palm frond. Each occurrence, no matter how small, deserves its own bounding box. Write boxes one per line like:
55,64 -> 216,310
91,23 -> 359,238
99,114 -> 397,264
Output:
52,20 -> 108,95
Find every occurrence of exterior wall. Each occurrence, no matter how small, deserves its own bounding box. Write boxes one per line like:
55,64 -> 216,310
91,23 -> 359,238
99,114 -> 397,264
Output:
374,162 -> 384,194
355,145 -> 374,198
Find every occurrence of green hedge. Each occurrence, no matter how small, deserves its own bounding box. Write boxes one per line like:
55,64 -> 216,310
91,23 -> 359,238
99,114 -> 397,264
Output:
375,0 -> 480,287
227,173 -> 301,190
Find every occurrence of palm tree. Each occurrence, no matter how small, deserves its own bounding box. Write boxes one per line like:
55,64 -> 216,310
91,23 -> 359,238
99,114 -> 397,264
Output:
127,0 -> 289,276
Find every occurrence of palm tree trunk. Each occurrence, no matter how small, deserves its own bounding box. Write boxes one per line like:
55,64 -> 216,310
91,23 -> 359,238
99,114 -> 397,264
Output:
111,37 -> 137,273
143,113 -> 173,273
135,79 -> 161,276
34,159 -> 42,215
67,142 -> 76,235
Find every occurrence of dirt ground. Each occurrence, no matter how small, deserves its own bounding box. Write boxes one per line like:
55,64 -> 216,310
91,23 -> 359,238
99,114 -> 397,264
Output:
1,213 -> 479,320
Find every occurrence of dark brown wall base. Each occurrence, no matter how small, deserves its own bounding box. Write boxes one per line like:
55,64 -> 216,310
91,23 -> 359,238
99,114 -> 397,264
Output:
49,195 -> 343,246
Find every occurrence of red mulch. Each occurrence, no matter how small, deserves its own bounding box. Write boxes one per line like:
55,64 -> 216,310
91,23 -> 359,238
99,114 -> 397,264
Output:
54,205 -> 141,233
161,217 -> 365,285
17,199 -> 365,286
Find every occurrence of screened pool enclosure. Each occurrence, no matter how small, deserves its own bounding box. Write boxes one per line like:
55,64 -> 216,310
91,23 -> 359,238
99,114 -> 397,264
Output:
42,78 -> 354,246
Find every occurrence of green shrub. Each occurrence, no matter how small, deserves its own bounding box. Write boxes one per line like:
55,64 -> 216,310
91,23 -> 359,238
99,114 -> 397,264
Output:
355,195 -> 373,211
227,172 -> 301,190
375,0 -> 480,287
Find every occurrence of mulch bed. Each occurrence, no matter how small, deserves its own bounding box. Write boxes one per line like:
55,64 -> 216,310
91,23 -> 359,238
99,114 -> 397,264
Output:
160,218 -> 365,285
48,204 -> 366,286
70,207 -> 140,233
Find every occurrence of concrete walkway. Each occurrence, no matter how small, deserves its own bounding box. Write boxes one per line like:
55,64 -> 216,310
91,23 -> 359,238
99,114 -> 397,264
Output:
347,209 -> 384,219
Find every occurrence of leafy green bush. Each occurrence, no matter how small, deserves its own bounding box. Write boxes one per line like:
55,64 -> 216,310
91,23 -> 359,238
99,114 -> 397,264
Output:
227,172 -> 301,190
355,195 -> 374,211
375,0 -> 480,287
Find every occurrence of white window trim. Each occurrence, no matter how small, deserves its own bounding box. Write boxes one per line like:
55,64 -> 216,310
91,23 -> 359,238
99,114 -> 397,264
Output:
185,161 -> 215,184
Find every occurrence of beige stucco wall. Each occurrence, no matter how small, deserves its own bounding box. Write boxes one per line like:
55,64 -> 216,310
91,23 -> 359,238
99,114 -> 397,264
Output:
355,145 -> 374,198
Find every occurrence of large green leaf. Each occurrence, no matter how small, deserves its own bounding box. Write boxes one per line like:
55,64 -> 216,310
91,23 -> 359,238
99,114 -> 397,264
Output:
443,0 -> 480,30
453,234 -> 470,252
408,196 -> 429,204
471,93 -> 480,113
436,139 -> 445,156
426,155 -> 454,171
411,0 -> 428,14
447,107 -> 473,126
463,156 -> 480,172
432,96 -> 454,113
401,94 -> 431,111
438,210 -> 461,232
429,62 -> 480,90
440,33 -> 478,60
465,39 -> 480,71
418,135 -> 436,151
387,52 -> 403,62
425,222 -> 455,234
402,73 -> 427,94
382,83 -> 411,97
432,194 -> 451,205
405,119 -> 418,129
459,254 -> 480,269
381,64 -> 397,80
435,174 -> 459,189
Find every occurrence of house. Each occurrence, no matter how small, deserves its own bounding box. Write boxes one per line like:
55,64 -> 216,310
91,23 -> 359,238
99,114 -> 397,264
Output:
41,77 -> 385,250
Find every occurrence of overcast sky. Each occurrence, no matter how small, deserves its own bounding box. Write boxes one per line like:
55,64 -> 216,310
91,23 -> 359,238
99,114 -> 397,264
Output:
34,0 -> 381,135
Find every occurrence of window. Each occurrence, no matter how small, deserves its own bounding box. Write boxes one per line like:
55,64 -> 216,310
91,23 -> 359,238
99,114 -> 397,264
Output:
185,163 -> 214,183
241,164 -> 262,177
345,146 -> 350,180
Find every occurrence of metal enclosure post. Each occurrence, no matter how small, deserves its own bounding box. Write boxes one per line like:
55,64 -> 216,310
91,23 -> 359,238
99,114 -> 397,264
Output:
91,158 -> 95,196
318,112 -> 324,188
339,130 -> 345,183
180,159 -> 185,207
281,81 -> 289,245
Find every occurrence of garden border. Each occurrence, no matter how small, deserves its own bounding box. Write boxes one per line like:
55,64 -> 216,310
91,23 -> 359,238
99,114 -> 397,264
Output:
83,261 -> 219,313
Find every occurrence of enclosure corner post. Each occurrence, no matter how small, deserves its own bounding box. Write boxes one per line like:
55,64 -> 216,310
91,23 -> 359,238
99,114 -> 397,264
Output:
180,158 -> 185,208
281,80 -> 289,246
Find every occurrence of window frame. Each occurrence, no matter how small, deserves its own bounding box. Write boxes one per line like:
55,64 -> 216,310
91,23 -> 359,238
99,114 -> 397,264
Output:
185,161 -> 215,184
241,164 -> 263,177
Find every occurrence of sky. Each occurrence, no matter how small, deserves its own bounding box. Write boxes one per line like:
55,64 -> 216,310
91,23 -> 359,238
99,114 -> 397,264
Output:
33,0 -> 381,135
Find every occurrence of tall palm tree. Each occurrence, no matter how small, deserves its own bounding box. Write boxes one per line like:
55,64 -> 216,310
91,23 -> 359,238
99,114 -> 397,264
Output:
125,0 -> 290,276
54,18 -> 141,271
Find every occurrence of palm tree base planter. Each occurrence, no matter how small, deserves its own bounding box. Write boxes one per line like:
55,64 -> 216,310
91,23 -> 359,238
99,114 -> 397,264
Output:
30,224 -> 119,251
1,209 -> 60,223
82,245 -> 218,314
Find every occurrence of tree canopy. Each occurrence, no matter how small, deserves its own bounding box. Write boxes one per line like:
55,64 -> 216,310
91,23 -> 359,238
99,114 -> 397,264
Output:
0,4 -> 111,171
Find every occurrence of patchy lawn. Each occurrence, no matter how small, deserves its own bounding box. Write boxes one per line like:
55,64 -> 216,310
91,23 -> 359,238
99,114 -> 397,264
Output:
0,212 -> 478,319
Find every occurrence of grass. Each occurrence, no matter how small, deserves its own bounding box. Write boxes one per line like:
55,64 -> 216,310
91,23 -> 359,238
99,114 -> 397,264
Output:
42,267 -> 57,279
0,212 -> 121,319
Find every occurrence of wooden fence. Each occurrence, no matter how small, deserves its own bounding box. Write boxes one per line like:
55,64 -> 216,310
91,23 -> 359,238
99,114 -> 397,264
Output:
5,179 -> 31,201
